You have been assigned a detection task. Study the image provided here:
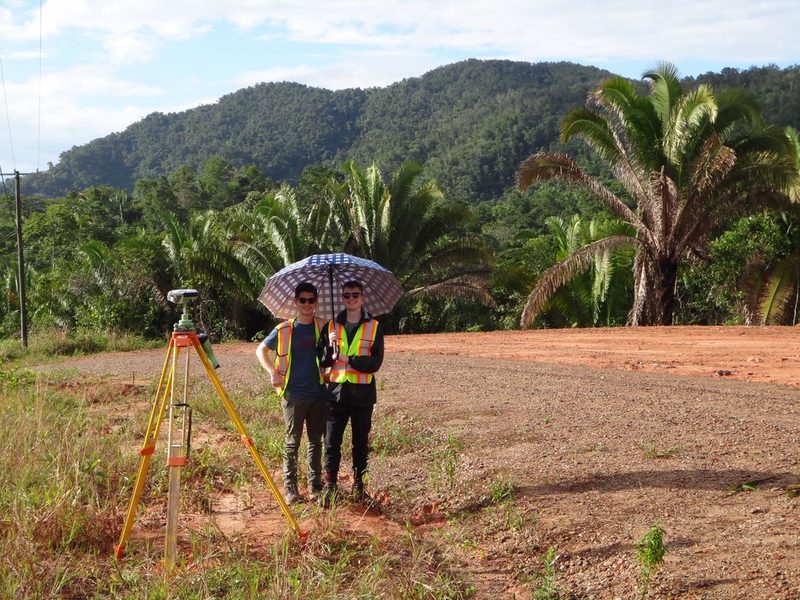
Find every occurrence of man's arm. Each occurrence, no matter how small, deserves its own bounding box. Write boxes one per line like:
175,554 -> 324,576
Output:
318,320 -> 337,368
256,341 -> 284,388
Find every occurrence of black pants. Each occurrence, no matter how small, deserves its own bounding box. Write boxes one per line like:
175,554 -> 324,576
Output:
324,400 -> 374,480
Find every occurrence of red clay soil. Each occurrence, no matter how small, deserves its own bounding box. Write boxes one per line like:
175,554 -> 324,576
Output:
384,325 -> 800,387
48,325 -> 800,598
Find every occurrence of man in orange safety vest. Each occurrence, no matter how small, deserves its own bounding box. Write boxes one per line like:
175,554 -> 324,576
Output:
256,282 -> 327,504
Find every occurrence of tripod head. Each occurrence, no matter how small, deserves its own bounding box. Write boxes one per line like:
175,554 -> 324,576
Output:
168,288 -> 198,331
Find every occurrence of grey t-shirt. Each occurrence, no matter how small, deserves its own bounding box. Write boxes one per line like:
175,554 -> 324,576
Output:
264,321 -> 325,400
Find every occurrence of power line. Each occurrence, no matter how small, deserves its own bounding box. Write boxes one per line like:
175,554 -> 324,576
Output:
37,0 -> 43,172
0,54 -> 16,171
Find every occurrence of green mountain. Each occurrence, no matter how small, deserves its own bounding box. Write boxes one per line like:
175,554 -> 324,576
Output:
22,60 -> 800,201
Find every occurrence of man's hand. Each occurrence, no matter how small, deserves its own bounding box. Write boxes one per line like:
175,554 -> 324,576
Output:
271,371 -> 284,387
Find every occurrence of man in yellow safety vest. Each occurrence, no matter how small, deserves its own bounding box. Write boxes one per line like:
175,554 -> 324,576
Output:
256,282 -> 327,504
319,280 -> 384,506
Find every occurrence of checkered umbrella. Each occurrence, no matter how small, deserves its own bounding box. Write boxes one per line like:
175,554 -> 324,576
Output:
257,253 -> 404,321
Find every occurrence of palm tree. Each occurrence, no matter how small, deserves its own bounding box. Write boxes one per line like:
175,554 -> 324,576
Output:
340,160 -> 494,305
517,63 -> 800,326
161,211 -> 255,299
522,215 -> 634,327
222,184 -> 338,284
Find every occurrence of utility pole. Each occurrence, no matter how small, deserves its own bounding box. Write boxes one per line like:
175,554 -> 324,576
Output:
14,171 -> 27,348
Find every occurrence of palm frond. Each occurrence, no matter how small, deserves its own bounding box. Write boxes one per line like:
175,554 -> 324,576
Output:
561,109 -> 624,166
405,274 -> 496,307
517,153 -> 648,241
755,253 -> 800,325
663,84 -> 717,168
713,88 -> 762,133
642,62 -> 683,126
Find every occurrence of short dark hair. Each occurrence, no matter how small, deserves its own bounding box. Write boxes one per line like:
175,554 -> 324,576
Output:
295,282 -> 318,298
342,280 -> 364,292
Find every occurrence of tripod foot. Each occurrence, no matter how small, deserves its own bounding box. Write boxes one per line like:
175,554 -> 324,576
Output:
114,543 -> 125,560
298,530 -> 309,543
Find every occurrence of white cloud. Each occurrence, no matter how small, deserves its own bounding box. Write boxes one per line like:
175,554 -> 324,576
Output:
0,0 -> 798,171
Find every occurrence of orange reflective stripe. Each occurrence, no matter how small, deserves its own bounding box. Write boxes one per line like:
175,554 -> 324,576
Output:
358,320 -> 377,354
273,321 -> 293,396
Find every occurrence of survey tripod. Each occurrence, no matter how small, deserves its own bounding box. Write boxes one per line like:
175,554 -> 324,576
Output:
114,289 -> 306,568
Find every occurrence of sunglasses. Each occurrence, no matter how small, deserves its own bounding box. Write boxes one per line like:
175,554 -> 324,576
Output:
341,292 -> 362,299
296,296 -> 317,304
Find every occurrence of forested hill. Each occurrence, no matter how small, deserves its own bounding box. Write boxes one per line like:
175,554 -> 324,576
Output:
22,60 -> 800,201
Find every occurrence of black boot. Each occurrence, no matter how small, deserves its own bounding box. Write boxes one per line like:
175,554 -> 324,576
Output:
352,470 -> 372,503
319,472 -> 338,508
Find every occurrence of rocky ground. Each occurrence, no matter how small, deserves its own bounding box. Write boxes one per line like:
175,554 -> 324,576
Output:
44,326 -> 800,598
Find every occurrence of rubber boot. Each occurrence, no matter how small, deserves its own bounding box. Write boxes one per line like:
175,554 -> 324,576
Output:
284,481 -> 301,505
319,472 -> 338,508
352,469 -> 371,503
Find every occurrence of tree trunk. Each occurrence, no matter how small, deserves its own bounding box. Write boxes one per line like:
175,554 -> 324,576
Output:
632,254 -> 678,326
646,258 -> 678,325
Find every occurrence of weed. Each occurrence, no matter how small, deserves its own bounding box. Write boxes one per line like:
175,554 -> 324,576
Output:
724,477 -> 774,496
371,414 -> 416,457
429,433 -> 463,491
636,439 -> 679,460
724,480 -> 758,495
488,479 -> 515,505
636,523 -> 666,599
576,442 -> 608,453
503,504 -> 525,531
532,546 -> 560,600
0,367 -> 36,387
0,330 -> 160,364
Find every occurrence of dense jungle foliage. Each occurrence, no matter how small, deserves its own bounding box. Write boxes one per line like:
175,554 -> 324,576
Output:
2,59 -> 799,342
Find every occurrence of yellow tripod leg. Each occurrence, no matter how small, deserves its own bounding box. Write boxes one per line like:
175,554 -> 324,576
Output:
115,340 -> 178,559
164,349 -> 189,570
192,338 -> 306,540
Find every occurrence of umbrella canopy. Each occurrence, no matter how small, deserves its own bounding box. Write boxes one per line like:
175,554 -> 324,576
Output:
258,253 -> 404,321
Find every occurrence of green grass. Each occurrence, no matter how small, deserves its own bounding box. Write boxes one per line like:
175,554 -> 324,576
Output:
636,439 -> 680,460
371,413 -> 420,457
429,433 -> 463,492
0,375 -> 475,599
0,329 -> 162,365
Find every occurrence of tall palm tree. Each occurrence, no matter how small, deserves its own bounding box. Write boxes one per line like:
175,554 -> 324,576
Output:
340,160 -> 494,305
517,63 -> 800,325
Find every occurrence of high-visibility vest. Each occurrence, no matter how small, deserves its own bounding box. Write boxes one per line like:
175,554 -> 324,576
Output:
273,317 -> 325,397
327,319 -> 379,384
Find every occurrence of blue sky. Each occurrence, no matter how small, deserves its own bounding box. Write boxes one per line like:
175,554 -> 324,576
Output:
0,0 -> 798,174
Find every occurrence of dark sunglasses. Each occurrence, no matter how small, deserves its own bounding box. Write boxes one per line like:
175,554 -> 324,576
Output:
341,292 -> 362,299
296,296 -> 317,304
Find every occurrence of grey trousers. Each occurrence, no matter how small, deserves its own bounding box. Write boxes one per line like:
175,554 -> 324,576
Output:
282,393 -> 325,489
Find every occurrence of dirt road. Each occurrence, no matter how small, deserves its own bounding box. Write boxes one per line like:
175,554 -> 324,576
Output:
48,326 -> 800,598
